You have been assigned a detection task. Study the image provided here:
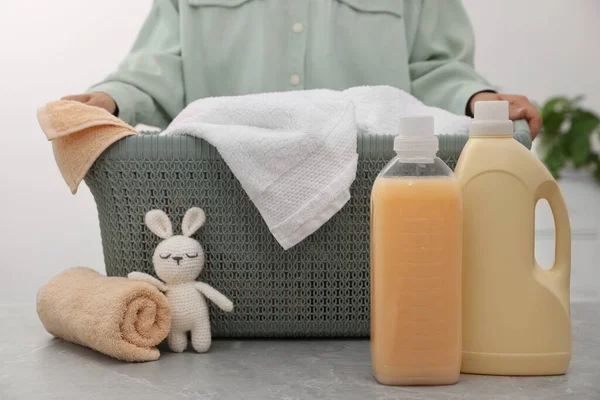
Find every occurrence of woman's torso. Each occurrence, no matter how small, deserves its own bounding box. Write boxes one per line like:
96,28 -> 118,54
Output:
178,0 -> 420,102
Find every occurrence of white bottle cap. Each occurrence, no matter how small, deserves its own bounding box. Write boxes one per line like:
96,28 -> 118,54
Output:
469,101 -> 514,136
394,116 -> 439,162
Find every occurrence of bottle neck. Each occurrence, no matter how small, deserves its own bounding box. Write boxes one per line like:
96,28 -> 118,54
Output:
469,133 -> 513,139
395,153 -> 436,164
469,120 -> 513,137
393,135 -> 439,164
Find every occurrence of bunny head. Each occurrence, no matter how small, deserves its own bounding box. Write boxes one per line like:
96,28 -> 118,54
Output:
145,207 -> 207,284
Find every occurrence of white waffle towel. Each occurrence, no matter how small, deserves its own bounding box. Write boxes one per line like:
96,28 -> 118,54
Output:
162,86 -> 471,249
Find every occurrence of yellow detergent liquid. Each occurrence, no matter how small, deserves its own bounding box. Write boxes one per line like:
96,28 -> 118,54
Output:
455,101 -> 572,376
371,116 -> 462,385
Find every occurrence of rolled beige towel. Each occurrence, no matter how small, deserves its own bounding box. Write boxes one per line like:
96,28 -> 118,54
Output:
36,267 -> 172,362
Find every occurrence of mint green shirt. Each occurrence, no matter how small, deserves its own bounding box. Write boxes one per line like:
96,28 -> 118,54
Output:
89,0 -> 494,129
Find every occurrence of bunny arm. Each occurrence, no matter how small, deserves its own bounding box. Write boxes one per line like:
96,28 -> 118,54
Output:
195,282 -> 234,312
128,272 -> 167,292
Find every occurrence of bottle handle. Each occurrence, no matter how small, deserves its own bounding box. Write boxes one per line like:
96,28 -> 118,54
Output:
536,180 -> 571,293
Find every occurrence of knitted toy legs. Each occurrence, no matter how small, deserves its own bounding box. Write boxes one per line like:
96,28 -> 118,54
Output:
191,323 -> 211,353
168,331 -> 188,353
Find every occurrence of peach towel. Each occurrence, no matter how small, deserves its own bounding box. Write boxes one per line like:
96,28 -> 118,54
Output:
37,100 -> 138,194
36,267 -> 172,362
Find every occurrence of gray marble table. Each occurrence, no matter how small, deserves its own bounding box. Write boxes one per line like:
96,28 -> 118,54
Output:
1,302 -> 598,400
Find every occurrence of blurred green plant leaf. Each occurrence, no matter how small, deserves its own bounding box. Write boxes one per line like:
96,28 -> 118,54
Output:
571,110 -> 600,135
570,110 -> 599,167
541,97 -> 570,119
569,132 -> 591,167
543,143 -> 567,178
541,111 -> 564,139
539,96 -> 600,183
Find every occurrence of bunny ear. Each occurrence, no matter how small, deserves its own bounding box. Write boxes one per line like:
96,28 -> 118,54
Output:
145,210 -> 173,239
182,207 -> 206,237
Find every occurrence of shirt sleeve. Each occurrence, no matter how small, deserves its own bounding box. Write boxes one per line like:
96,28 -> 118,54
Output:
408,0 -> 496,116
87,0 -> 184,129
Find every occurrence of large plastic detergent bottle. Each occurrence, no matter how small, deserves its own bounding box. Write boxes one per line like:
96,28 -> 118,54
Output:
371,116 -> 462,385
455,101 -> 572,376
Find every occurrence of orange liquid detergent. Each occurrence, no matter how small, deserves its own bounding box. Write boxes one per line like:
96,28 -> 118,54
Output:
371,177 -> 462,385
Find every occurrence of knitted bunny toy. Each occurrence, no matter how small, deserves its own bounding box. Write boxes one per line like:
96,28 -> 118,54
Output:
128,207 -> 233,353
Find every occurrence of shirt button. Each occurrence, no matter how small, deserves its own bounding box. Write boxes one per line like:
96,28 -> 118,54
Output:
292,22 -> 304,33
290,75 -> 301,85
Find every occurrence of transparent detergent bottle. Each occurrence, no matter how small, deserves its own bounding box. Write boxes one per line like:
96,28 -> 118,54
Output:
370,116 -> 462,385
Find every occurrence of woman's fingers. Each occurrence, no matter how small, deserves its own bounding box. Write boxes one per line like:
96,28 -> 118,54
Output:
523,106 -> 542,139
505,97 -> 542,139
61,94 -> 91,102
59,92 -> 117,114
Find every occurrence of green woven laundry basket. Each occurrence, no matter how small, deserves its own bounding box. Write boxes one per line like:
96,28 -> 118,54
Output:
84,121 -> 531,338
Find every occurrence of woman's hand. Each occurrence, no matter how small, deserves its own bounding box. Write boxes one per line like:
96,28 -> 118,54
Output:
470,92 -> 542,139
61,92 -> 117,115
